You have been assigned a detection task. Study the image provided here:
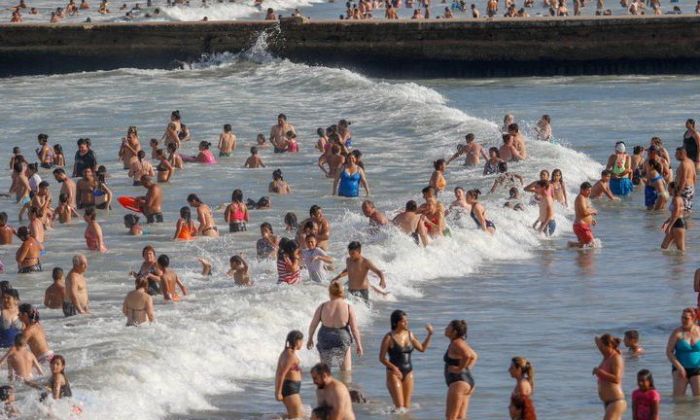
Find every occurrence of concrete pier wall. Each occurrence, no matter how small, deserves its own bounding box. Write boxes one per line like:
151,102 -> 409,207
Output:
1,16 -> 700,77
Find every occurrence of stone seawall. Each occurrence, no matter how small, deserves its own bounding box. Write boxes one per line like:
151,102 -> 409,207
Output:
2,16 -> 700,77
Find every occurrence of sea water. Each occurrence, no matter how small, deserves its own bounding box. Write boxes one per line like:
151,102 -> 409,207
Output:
0,46 -> 698,419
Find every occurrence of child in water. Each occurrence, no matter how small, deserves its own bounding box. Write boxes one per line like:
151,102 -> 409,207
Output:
0,213 -> 16,245
244,147 -> 266,168
302,234 -> 333,283
286,131 -> 299,153
624,330 -> 645,356
227,255 -> 251,286
52,144 -> 65,167
124,214 -> 143,236
54,193 -> 79,224
0,385 -> 19,417
255,133 -> 269,149
631,369 -> 659,420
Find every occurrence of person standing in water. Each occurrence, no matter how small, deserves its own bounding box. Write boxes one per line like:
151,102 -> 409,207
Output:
508,357 -> 536,419
310,363 -> 355,420
217,124 -> 236,158
429,159 -> 447,195
443,319 -> 478,420
138,176 -> 163,224
674,147 -> 696,214
224,189 -> 248,233
331,241 -> 386,304
270,114 -> 296,152
606,141 -> 633,197
569,182 -> 597,248
593,334 -> 627,420
378,310 -> 433,410
64,254 -> 89,317
447,133 -> 489,167
17,304 -> 53,368
275,330 -> 304,419
361,200 -> 388,227
466,189 -> 495,235
631,369 -> 660,420
683,118 -> 700,169
83,208 -> 107,253
666,307 -> 700,397
661,182 -> 686,251
307,282 -> 363,373
333,154 -> 369,197
122,277 -> 155,326
392,200 -> 430,247
187,194 -> 218,237
532,180 -> 556,236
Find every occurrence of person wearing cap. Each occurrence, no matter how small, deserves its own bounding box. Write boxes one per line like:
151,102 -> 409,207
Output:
568,182 -> 598,248
605,142 -> 633,197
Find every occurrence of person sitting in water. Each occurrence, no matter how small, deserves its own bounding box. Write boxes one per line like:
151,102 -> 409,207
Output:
269,169 -> 291,195
605,141 -> 634,197
504,187 -> 525,211
361,200 -> 388,227
227,255 -> 251,286
623,330 -> 645,357
590,170 -> 619,201
244,147 -> 265,168
182,141 -> 216,164
310,362 -> 355,419
123,214 -> 143,236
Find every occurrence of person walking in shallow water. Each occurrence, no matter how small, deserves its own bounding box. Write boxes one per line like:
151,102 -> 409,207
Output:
443,319 -> 478,420
275,330 -> 304,419
593,334 -> 626,420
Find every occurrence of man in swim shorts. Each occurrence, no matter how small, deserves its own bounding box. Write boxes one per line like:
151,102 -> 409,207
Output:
270,114 -> 296,153
52,168 -> 77,209
675,147 -> 696,214
392,200 -> 429,247
311,363 -> 355,420
64,254 -> 89,317
533,180 -> 556,236
446,133 -> 489,167
569,182 -> 598,248
330,241 -> 386,304
139,176 -> 163,223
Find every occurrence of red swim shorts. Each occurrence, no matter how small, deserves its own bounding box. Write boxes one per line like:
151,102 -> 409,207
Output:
573,222 -> 594,245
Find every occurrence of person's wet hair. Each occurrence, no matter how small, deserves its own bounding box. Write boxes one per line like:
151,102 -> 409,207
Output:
390,310 -> 407,330
52,267 -> 63,281
157,254 -> 170,268
405,200 -> 417,211
311,362 -> 331,376
0,385 -> 13,402
637,369 -> 655,389
348,241 -> 361,252
449,319 -> 468,338
284,212 -> 297,229
309,205 -> 321,216
231,189 -> 243,203
187,193 -> 201,204
285,330 -> 304,349
180,207 -> 191,222
124,214 -> 140,228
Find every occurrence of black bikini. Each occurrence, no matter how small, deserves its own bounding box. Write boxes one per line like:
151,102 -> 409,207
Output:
443,349 -> 475,388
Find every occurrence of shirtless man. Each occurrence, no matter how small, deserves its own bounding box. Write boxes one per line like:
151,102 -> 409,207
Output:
499,134 -> 523,162
532,180 -> 556,236
590,170 -> 619,201
319,144 -> 345,179
75,168 -> 96,209
300,205 -> 331,251
330,241 -> 386,304
15,227 -> 43,274
187,194 -> 218,237
568,182 -> 598,248
0,336 -> 42,381
156,254 -> 188,302
675,147 -> 696,214
270,114 -> 296,153
311,363 -> 355,420
0,213 -> 15,245
52,168 -> 77,209
27,208 -> 45,244
138,176 -> 163,224
508,123 -> 528,160
392,200 -> 429,247
361,200 -> 388,227
44,267 -> 65,309
446,133 -> 489,166
64,254 -> 89,316
217,124 -> 236,157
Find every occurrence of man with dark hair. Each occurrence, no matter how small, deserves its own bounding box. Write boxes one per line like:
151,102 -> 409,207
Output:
330,241 -> 386,303
72,138 -> 97,178
310,363 -> 355,420
392,200 -> 429,247
569,182 -> 598,248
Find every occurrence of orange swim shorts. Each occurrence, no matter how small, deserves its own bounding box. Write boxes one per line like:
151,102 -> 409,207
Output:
573,222 -> 594,245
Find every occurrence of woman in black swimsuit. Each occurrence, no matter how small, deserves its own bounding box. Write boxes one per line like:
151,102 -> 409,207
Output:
275,330 -> 304,419
683,119 -> 700,166
379,310 -> 433,410
444,319 -> 478,420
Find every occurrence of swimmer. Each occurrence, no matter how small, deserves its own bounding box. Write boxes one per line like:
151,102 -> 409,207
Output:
631,369 -> 660,420
217,124 -> 237,158
0,213 -> 15,245
504,187 -> 525,211
429,159 -> 447,194
489,163 -> 524,193
224,189 -> 248,233
64,254 -> 89,316
269,169 -> 291,194
507,123 -> 528,160
256,222 -> 279,259
227,255 -> 251,286
18,304 -> 53,368
310,363 -> 355,419
122,277 -> 155,326
0,335 -> 43,381
568,182 -> 597,248
157,254 -> 188,302
661,182 -> 686,251
302,234 -> 332,284
666,307 -> 700,397
275,331 -> 305,418
448,187 -> 471,213
447,133 -> 489,167
44,267 -> 65,310
155,149 -> 174,183
361,200 -> 388,227
244,147 -> 265,168
535,114 -> 552,141
483,147 -> 504,176
277,238 -> 301,285
623,330 -> 645,357
499,134 -> 523,162
466,189 -> 495,234
300,205 -> 331,251
674,147 -> 696,214
84,208 -> 107,253
509,357 -> 536,418
379,310 -> 433,410
270,114 -> 296,151
307,283 -> 363,372
255,133 -> 269,149
167,143 -> 183,169
52,168 -> 76,209
330,241 -> 387,304
187,194 -> 218,237
15,226 -> 43,274
119,126 -> 141,170
593,334 -> 627,420
590,170 -> 619,201
28,207 -> 45,245
532,180 -> 556,236
184,141 -> 216,164
550,168 -> 568,207
333,154 -> 368,197
124,214 -> 143,236
444,319 -> 477,420
284,212 -> 298,232
53,193 -> 79,224
319,144 -> 345,179
393,200 -> 430,247
606,141 -> 633,197
173,206 -> 197,240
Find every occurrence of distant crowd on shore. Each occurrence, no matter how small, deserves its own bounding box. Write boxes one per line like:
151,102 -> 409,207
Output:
6,0 -> 700,23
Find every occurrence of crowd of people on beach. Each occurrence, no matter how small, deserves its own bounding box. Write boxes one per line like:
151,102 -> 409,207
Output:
6,0 -> 700,24
0,107 -> 698,419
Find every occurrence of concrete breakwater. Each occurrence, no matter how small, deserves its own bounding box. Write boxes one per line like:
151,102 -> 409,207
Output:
1,15 -> 700,77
